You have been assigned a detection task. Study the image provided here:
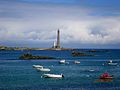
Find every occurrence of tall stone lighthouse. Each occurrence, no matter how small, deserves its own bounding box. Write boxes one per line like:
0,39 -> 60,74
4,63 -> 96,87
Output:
56,29 -> 60,48
52,29 -> 61,49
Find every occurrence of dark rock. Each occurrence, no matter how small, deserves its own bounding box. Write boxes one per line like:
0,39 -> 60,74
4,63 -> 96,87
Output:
71,52 -> 94,57
19,53 -> 56,60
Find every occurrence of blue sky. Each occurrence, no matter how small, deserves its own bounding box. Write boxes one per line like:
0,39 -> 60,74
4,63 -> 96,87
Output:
0,0 -> 120,48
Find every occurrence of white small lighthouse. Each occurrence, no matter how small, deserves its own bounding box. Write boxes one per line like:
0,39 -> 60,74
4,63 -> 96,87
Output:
53,41 -> 56,48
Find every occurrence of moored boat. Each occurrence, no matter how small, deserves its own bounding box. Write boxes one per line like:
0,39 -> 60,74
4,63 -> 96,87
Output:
89,69 -> 95,72
100,72 -> 113,79
108,60 -> 117,66
59,60 -> 66,64
36,67 -> 50,72
32,65 -> 43,68
74,61 -> 80,64
42,74 -> 64,78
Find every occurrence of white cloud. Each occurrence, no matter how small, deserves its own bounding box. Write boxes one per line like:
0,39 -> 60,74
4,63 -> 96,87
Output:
0,1 -> 120,48
60,17 -> 120,44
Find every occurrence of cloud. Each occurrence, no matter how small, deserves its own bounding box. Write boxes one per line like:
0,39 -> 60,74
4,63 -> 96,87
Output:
59,17 -> 120,45
0,0 -> 120,48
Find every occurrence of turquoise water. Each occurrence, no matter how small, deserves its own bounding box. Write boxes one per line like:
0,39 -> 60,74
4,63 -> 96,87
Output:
0,49 -> 120,90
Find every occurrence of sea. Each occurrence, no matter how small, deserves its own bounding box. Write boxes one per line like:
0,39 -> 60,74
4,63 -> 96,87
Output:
0,49 -> 120,90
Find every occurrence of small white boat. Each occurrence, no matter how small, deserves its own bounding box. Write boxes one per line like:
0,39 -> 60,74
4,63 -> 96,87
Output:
59,60 -> 66,64
32,65 -> 43,68
74,61 -> 80,64
42,74 -> 64,78
108,60 -> 117,66
66,62 -> 69,64
89,69 -> 95,72
36,67 -> 50,72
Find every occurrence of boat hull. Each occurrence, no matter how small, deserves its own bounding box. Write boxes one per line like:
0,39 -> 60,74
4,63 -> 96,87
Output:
36,68 -> 50,72
32,65 -> 43,68
100,77 -> 113,79
59,60 -> 66,64
74,61 -> 80,64
108,63 -> 117,66
43,74 -> 64,78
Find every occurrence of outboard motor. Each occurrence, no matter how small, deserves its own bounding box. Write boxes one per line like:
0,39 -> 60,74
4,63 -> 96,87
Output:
62,75 -> 64,78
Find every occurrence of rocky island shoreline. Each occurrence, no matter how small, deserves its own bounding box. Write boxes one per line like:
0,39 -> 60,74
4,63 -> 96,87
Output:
19,53 -> 56,60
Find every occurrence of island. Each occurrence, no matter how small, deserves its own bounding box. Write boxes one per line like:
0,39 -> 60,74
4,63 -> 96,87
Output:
19,53 -> 56,60
88,49 -> 109,52
71,51 -> 94,57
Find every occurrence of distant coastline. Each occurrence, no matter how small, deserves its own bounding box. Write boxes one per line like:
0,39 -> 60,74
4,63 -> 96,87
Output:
0,45 -> 115,51
0,45 -> 74,51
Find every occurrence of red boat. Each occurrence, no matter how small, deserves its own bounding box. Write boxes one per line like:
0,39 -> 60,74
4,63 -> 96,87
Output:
100,72 -> 113,79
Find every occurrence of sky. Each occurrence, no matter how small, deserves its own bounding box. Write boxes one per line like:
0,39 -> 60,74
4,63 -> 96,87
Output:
0,0 -> 120,49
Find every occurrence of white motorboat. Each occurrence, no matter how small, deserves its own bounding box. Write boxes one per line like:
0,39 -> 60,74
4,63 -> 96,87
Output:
89,69 -> 95,72
59,60 -> 66,64
74,61 -> 80,64
42,74 -> 64,78
36,67 -> 50,72
32,65 -> 43,68
108,60 -> 117,66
